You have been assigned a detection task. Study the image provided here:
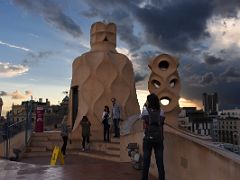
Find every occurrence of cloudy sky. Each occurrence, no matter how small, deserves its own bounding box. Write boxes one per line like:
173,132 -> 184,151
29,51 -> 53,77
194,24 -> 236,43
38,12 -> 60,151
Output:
1,0 -> 240,116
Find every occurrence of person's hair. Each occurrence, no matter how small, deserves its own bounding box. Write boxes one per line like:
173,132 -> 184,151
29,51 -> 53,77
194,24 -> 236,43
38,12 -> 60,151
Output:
111,98 -> 116,102
147,93 -> 160,110
104,105 -> 110,113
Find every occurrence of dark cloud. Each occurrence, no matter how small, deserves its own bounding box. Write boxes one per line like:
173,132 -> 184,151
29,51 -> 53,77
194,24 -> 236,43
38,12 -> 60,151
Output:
216,82 -> 240,109
131,50 -> 161,74
184,71 -> 217,87
181,54 -> 240,109
132,50 -> 160,88
111,10 -> 142,51
13,0 -> 82,37
204,55 -> 224,65
199,72 -> 217,85
131,0 -> 213,52
81,10 -> 98,18
84,0 -> 240,53
213,0 -> 240,17
22,51 -> 54,65
0,91 -> 8,96
220,67 -> 240,83
135,72 -> 147,83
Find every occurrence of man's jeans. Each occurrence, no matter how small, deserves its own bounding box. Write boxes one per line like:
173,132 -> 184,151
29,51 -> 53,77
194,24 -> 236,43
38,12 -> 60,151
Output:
113,118 -> 120,137
142,140 -> 165,180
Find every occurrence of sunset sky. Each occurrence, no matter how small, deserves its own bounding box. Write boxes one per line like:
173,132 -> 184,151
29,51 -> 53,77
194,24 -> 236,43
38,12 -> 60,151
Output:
1,0 -> 240,116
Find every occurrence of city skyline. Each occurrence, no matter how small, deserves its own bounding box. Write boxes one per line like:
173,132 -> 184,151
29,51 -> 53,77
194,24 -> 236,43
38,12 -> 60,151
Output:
1,0 -> 240,116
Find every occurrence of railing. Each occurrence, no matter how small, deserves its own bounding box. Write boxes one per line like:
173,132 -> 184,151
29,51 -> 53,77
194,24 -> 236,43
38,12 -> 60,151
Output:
0,119 -> 32,159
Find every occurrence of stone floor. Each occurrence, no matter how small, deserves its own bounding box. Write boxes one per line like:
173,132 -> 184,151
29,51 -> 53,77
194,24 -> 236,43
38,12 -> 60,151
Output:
0,155 -> 157,180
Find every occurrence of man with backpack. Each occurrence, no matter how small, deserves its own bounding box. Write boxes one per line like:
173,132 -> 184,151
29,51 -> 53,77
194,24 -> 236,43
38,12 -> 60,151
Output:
140,93 -> 165,180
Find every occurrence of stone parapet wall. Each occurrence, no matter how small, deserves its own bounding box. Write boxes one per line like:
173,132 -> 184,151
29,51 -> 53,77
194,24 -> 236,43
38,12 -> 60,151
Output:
121,122 -> 240,180
0,131 -> 27,158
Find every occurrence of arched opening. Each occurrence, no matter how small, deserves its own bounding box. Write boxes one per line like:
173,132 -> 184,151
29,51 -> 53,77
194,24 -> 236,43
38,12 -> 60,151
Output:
159,61 -> 169,70
160,97 -> 170,106
151,80 -> 161,89
170,79 -> 177,88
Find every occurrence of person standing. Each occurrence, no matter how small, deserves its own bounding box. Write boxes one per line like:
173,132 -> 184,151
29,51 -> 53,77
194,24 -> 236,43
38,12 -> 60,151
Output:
102,105 -> 110,142
61,116 -> 69,156
141,93 -> 165,180
111,98 -> 121,138
80,116 -> 91,151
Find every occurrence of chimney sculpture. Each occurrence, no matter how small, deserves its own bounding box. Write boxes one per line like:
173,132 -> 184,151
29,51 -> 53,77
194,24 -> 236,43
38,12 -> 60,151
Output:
69,22 -> 140,139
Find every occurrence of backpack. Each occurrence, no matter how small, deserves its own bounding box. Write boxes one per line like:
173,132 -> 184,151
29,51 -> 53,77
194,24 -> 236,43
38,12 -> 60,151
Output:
144,108 -> 164,143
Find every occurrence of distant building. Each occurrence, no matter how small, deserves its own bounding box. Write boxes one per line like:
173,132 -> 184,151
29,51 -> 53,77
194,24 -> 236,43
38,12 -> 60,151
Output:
219,108 -> 240,119
178,108 -> 212,136
178,109 -> 191,131
12,104 -> 26,122
202,92 -> 218,115
182,107 -> 197,114
189,110 -> 212,136
10,96 -> 69,131
44,96 -> 69,129
212,118 -> 219,142
212,117 -> 240,148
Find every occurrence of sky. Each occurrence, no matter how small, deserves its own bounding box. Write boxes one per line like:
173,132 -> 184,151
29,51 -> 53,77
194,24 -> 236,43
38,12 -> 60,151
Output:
1,0 -> 240,116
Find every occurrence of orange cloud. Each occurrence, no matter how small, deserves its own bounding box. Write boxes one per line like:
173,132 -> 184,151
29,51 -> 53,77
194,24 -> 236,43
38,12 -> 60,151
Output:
10,90 -> 32,99
179,97 -> 203,109
0,90 -> 32,100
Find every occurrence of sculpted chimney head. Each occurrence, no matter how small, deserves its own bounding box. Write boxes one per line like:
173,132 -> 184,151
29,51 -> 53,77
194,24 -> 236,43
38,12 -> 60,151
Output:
90,22 -> 116,51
